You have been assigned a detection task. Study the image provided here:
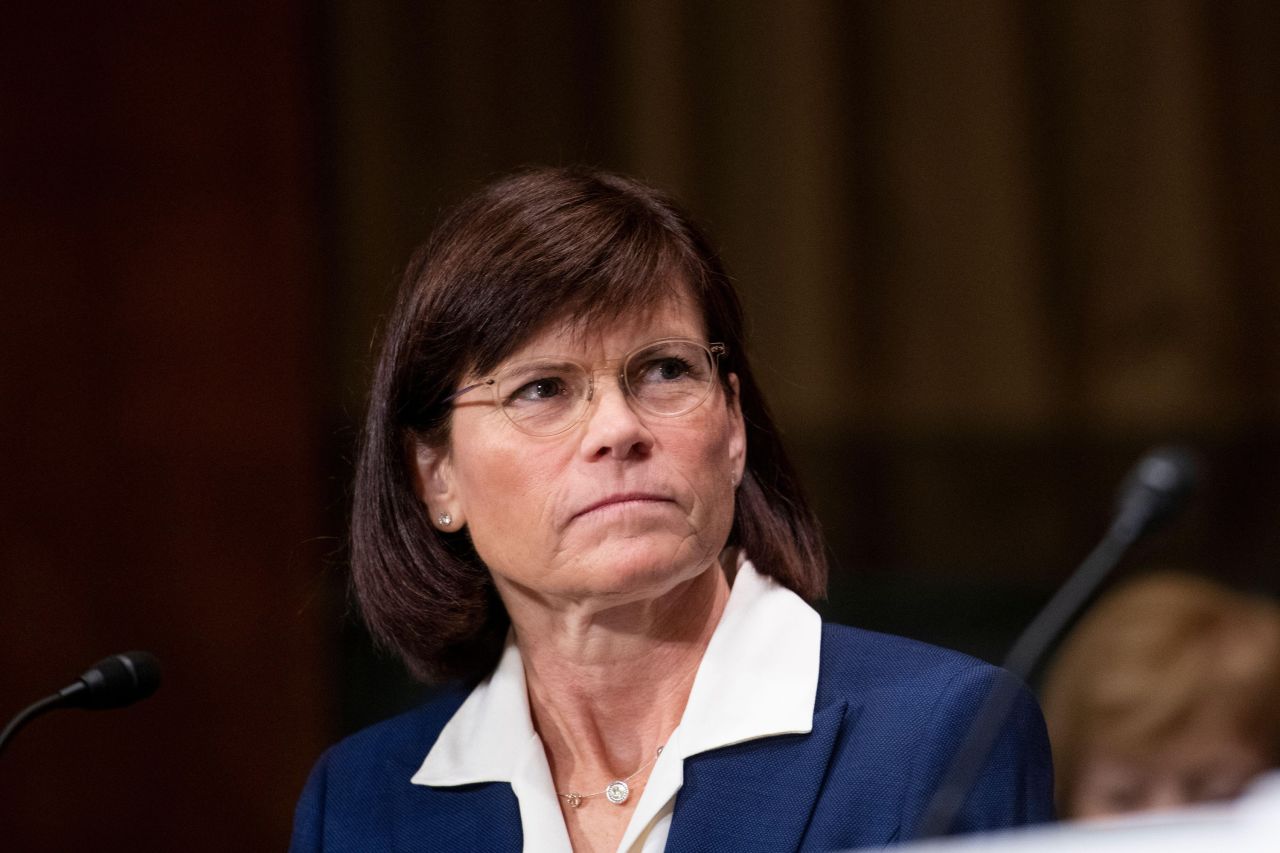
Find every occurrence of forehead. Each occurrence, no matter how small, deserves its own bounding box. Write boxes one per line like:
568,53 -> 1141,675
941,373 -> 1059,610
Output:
503,288 -> 707,363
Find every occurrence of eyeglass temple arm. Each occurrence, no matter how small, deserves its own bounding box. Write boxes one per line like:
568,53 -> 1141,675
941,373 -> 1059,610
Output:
441,378 -> 495,405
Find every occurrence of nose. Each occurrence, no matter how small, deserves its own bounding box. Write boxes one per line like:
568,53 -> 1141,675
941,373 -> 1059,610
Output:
578,376 -> 653,460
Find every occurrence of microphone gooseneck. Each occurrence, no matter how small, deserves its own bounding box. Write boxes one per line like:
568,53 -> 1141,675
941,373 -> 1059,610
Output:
912,446 -> 1198,839
0,651 -> 162,758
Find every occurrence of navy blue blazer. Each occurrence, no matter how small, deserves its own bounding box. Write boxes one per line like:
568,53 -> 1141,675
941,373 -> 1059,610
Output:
291,624 -> 1054,851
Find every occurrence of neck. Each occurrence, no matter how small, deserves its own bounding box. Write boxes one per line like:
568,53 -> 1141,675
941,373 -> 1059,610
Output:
505,559 -> 731,788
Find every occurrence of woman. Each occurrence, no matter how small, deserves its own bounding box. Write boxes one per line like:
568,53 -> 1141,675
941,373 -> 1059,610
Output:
1043,571 -> 1280,819
291,167 -> 1052,852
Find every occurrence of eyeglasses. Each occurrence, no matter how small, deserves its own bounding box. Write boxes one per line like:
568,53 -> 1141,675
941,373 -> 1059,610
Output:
444,338 -> 727,437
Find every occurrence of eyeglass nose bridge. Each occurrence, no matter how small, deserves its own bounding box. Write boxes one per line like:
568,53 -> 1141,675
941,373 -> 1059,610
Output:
578,362 -> 639,411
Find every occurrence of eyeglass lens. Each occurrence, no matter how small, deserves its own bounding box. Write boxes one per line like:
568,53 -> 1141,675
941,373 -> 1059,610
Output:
493,340 -> 718,435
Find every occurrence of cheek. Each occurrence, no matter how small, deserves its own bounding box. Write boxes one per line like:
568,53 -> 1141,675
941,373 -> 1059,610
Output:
459,477 -> 552,586
450,434 -> 567,552
665,417 -> 738,519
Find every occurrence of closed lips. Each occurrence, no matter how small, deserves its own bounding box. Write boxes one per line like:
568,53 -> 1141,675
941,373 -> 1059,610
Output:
572,494 -> 671,520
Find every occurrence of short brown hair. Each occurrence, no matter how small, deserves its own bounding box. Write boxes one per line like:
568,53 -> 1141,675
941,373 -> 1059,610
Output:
351,166 -> 827,682
1042,571 -> 1280,812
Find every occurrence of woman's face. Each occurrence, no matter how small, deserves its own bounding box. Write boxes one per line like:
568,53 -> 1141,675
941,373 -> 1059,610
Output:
1070,722 -> 1272,818
416,290 -> 746,612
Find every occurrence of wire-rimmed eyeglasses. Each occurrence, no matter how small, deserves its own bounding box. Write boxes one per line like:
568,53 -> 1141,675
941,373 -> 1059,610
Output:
443,338 -> 728,437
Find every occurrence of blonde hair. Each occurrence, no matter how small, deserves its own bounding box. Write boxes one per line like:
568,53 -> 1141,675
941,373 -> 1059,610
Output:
1042,571 -> 1280,811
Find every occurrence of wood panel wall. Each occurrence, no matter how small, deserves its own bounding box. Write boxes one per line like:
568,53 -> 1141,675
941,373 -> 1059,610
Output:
1,6 -> 333,849
320,0 -> 1280,602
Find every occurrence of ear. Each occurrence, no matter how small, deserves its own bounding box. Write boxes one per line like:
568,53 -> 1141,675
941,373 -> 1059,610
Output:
411,440 -> 465,530
726,373 -> 747,485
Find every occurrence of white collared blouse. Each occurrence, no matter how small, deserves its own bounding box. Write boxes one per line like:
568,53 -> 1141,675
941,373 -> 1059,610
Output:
411,557 -> 822,853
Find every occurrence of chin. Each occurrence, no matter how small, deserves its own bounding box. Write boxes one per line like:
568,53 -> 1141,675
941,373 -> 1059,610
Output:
572,534 -> 719,599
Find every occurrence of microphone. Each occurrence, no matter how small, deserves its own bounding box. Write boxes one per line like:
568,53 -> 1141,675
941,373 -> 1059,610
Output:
912,446 -> 1198,839
57,650 -> 163,710
1110,445 -> 1199,543
0,651 -> 162,757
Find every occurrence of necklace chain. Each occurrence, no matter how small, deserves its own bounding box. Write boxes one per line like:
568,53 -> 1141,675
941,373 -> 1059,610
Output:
558,745 -> 664,809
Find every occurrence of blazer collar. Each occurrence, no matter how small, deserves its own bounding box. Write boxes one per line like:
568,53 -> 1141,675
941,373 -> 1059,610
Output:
664,698 -> 855,852
392,779 -> 524,853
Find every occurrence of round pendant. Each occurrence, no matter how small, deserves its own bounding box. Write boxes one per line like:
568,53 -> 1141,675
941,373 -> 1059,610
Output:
605,780 -> 630,805
566,792 -> 582,808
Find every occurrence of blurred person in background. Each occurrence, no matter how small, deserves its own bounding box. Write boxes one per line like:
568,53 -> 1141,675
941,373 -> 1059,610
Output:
1042,571 -> 1280,820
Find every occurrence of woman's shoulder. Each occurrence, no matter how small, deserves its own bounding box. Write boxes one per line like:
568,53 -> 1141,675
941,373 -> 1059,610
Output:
316,683 -> 472,776
809,623 -> 1055,835
290,684 -> 496,851
816,623 -> 1022,710
819,622 -> 995,677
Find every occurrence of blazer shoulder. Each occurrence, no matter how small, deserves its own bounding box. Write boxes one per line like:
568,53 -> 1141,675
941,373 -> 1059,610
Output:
291,683 -> 528,853
321,683 -> 471,774
817,622 -> 1000,706
810,622 -> 1055,839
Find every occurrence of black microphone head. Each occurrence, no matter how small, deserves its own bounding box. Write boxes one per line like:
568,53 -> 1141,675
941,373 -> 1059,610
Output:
1111,445 -> 1199,541
72,651 -> 162,710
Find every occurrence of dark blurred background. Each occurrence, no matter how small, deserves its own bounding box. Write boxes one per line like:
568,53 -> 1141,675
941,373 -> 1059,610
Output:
2,2 -> 1278,850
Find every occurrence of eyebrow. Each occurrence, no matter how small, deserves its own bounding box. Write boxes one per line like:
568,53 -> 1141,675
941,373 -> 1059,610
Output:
497,358 -> 582,376
501,332 -> 700,367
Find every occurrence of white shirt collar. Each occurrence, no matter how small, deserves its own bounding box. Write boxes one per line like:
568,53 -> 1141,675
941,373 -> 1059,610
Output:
669,555 -> 821,757
411,634 -> 537,786
411,635 -> 577,847
412,557 -> 822,850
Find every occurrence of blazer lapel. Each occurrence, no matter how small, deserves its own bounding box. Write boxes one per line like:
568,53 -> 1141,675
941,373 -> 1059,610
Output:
665,699 -> 850,853
391,775 -> 523,853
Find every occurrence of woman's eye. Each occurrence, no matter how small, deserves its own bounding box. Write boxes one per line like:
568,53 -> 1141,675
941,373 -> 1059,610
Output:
509,377 -> 567,403
642,357 -> 693,382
